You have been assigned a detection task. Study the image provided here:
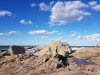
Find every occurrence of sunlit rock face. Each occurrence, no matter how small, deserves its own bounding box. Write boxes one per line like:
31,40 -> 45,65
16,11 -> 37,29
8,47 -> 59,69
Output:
35,41 -> 72,57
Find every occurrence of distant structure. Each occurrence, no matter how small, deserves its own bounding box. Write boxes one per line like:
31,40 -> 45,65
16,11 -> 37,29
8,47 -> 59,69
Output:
96,44 -> 99,48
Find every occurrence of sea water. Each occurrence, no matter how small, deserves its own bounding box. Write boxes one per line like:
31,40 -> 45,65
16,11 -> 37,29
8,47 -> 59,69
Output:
0,46 -> 10,50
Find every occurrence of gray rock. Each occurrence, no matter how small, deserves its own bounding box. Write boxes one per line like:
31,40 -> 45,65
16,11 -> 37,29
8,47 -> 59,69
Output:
7,45 -> 26,55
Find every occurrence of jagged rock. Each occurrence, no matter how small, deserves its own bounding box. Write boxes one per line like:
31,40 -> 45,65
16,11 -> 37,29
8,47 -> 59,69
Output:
35,41 -> 72,57
0,51 -> 9,58
48,41 -> 72,56
34,41 -> 71,69
0,48 -> 100,75
7,45 -> 26,55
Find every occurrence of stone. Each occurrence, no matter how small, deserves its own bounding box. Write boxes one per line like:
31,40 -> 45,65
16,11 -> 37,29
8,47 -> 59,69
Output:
0,51 -> 9,58
35,41 -> 72,57
7,45 -> 26,55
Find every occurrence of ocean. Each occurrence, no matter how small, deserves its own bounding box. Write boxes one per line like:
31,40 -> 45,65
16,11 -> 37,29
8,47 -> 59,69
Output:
0,46 -> 31,50
0,46 -> 36,53
0,46 -> 10,50
0,46 -> 97,50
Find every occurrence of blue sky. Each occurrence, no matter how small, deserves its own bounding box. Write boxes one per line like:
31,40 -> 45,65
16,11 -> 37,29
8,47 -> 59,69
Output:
0,0 -> 100,46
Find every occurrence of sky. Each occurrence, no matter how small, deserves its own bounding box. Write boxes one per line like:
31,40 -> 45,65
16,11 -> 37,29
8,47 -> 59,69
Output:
0,0 -> 100,46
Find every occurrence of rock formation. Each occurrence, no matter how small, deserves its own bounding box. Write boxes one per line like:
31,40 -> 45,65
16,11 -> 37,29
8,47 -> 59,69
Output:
7,45 -> 26,55
35,41 -> 72,57
34,41 -> 72,69
0,48 -> 100,75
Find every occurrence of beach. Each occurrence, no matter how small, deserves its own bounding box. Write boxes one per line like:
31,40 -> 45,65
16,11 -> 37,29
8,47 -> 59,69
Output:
0,42 -> 100,75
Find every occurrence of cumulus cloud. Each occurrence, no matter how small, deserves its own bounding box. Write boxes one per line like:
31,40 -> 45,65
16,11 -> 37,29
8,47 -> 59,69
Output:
83,34 -> 100,41
70,32 -> 100,44
49,1 -> 90,26
30,3 -> 36,7
6,31 -> 19,35
19,20 -> 32,25
28,30 -> 58,38
0,10 -> 12,16
76,34 -> 100,41
89,1 -> 97,6
0,31 -> 19,36
91,5 -> 100,11
39,2 -> 50,11
89,1 -> 100,11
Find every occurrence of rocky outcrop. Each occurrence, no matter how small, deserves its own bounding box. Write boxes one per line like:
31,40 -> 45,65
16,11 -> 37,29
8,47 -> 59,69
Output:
48,41 -> 72,56
7,45 -> 26,55
35,41 -> 72,57
34,41 -> 72,69
0,47 -> 100,75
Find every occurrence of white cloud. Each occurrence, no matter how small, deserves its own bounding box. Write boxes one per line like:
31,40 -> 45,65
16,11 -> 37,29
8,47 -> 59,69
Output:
6,31 -> 19,35
31,3 -> 36,7
50,36 -> 63,41
0,33 -> 4,36
50,1 -> 54,8
28,30 -> 58,38
70,32 -> 78,37
39,2 -> 50,11
49,1 -> 90,26
19,20 -> 32,25
83,34 -> 100,41
0,10 -> 12,16
73,34 -> 100,46
89,1 -> 100,11
0,31 -> 19,36
76,34 -> 100,41
76,35 -> 82,40
89,1 -> 97,6
91,5 -> 100,11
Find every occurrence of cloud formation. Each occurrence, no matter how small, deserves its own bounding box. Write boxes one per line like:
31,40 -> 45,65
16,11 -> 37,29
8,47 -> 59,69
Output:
69,32 -> 78,37
0,31 -> 19,36
92,5 -> 100,11
0,10 -> 12,16
89,1 -> 97,6
19,20 -> 32,25
31,3 -> 36,7
76,34 -> 100,41
89,1 -> 100,11
28,30 -> 58,38
49,1 -> 90,26
39,2 -> 50,11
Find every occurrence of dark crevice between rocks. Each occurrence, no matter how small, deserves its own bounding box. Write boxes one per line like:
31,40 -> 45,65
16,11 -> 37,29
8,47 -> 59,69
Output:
56,55 -> 69,69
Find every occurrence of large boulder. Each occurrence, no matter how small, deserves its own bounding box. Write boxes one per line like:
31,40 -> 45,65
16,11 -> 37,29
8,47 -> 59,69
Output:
35,41 -> 72,57
7,45 -> 26,55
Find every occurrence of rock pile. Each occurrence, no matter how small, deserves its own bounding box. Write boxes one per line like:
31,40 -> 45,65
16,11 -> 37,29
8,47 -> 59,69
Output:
34,41 -> 72,69
35,41 -> 72,57
1,41 -> 100,75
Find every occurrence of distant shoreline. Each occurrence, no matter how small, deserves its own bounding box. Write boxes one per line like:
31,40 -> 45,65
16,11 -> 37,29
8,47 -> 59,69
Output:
0,46 -> 99,51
